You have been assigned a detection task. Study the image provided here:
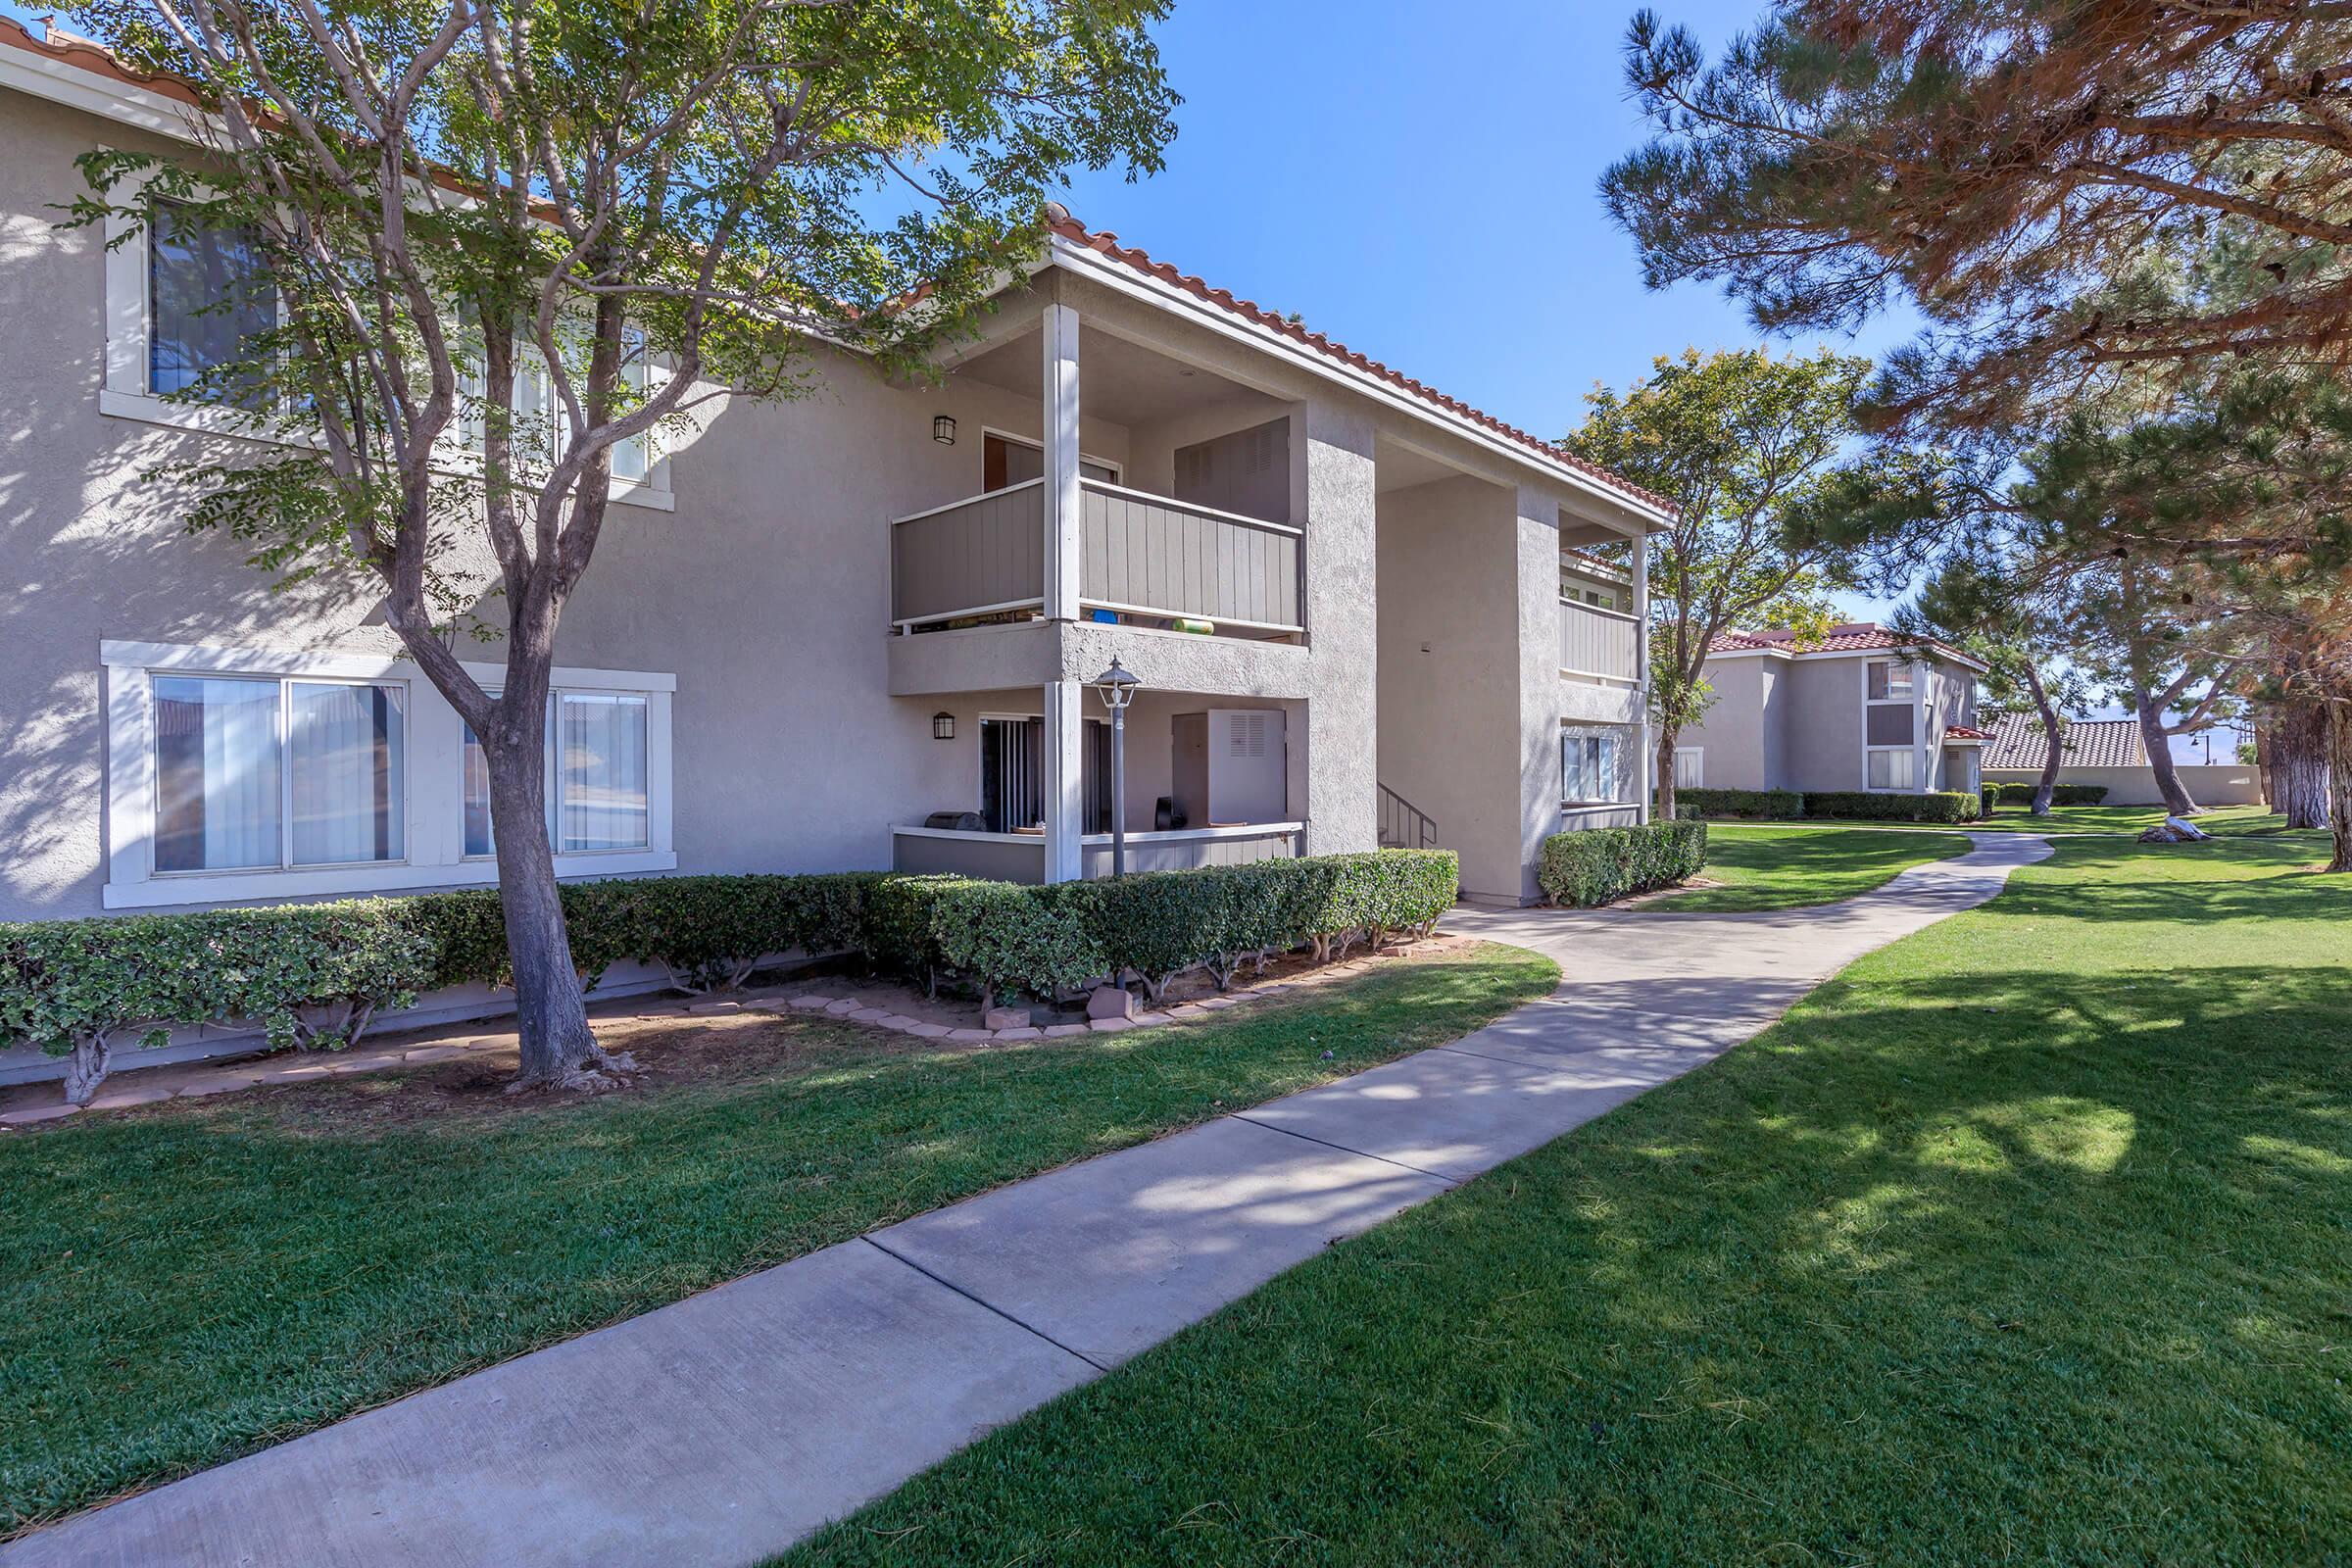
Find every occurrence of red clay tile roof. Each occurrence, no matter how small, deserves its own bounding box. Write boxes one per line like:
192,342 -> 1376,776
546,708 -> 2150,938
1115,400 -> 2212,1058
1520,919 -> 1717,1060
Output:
1046,215 -> 1675,518
1706,622 -> 1987,670
1,16 -> 206,106
1943,724 -> 1994,741
1983,712 -> 2146,770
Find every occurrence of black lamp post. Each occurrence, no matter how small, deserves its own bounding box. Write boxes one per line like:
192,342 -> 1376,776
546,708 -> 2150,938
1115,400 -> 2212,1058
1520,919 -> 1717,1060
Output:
1089,657 -> 1142,876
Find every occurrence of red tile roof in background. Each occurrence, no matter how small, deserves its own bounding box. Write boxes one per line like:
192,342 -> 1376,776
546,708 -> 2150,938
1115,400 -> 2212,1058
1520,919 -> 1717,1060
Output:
1943,724 -> 1994,741
1707,622 -> 1987,670
1983,712 -> 2147,769
1047,217 -> 1676,518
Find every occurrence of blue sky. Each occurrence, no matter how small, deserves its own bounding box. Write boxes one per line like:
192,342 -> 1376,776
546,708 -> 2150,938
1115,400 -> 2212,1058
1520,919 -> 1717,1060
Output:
1049,0 -> 1918,624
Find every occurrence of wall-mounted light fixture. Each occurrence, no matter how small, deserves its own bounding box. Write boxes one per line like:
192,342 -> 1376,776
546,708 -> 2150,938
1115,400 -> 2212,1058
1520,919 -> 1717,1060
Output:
932,711 -> 956,741
932,415 -> 957,446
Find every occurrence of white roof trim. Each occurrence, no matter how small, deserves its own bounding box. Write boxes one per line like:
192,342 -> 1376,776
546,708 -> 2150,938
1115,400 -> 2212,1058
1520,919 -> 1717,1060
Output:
1707,644 -> 1989,674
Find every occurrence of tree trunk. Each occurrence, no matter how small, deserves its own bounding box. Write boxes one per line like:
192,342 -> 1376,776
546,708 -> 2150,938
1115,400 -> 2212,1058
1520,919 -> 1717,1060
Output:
2274,696 -> 2333,830
1653,722 -> 1681,821
2024,664 -> 2063,816
63,1033 -> 113,1107
483,706 -> 630,1090
2328,697 -> 2352,874
2134,689 -> 2201,816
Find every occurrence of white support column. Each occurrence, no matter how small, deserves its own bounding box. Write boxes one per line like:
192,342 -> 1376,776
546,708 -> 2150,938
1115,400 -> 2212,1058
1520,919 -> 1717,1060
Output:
1041,679 -> 1086,883
1633,529 -> 1653,824
1041,299 -> 1082,622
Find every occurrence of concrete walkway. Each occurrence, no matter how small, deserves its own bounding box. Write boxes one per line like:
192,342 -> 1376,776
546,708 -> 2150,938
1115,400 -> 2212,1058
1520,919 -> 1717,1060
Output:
2,833 -> 2052,1568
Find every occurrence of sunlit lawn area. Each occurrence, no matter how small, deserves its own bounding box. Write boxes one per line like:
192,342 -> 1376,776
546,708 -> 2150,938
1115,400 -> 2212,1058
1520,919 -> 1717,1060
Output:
1646,821 -> 1971,911
1970,801 -> 2283,835
0,943 -> 1555,1534
794,829 -> 2351,1566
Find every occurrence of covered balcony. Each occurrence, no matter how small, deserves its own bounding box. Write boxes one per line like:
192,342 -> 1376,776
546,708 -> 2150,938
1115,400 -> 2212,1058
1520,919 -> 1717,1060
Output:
887,290 -> 1306,646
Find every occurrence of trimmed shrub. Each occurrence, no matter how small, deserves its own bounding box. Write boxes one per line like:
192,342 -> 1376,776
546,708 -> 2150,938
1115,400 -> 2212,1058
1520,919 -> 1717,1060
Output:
0,903 -> 435,1104
1673,787 -> 1804,820
0,850 -> 1464,1099
1984,781 -> 2110,810
930,880 -> 1104,1008
1801,790 -> 1981,824
1538,820 -> 1708,906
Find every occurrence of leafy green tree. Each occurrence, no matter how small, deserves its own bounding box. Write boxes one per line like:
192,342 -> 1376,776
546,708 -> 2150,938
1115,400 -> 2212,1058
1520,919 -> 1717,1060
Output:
60,0 -> 1176,1086
1602,2 -> 2352,433
1566,347 -> 1940,819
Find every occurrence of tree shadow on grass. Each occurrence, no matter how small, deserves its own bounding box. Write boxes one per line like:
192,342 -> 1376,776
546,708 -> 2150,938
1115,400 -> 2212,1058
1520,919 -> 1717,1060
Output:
793,962 -> 2352,1567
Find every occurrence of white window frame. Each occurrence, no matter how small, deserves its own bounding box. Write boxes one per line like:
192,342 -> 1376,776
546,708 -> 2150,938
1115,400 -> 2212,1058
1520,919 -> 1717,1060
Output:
981,426 -> 1121,487
98,165 -> 674,512
1865,747 -> 1917,792
1561,728 -> 1621,807
103,640 -> 675,908
1673,747 -> 1704,790
1862,658 -> 1926,792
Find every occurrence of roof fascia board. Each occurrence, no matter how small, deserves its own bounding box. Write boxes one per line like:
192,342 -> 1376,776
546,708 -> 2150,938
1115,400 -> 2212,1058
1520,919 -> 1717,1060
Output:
1,33 -> 214,138
1044,234 -> 1672,530
1709,644 -> 1990,674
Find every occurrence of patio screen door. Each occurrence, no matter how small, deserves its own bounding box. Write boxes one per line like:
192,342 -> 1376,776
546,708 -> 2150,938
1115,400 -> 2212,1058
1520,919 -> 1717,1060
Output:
981,716 -> 1111,833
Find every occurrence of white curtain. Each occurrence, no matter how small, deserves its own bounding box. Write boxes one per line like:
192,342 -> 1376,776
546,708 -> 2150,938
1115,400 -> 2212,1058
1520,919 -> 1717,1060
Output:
289,682 -> 405,865
153,676 -> 279,871
560,693 -> 648,851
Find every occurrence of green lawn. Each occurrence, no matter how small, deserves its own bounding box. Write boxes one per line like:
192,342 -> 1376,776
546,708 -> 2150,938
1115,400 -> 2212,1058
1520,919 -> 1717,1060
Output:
1646,822 -> 1971,912
0,944 -> 1556,1533
1970,802 -> 2284,835
792,830 -> 2352,1566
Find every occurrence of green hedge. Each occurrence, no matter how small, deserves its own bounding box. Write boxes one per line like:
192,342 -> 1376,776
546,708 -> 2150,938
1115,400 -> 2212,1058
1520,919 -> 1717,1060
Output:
0,903 -> 436,1104
1672,787 -> 1805,820
1801,790 -> 1982,823
1538,820 -> 1708,906
1,851 -> 1460,1100
1983,781 -> 2109,808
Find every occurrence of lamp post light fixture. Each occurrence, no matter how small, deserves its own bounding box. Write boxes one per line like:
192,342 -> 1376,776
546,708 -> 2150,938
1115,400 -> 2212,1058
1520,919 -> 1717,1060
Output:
931,415 -> 956,446
1089,657 -> 1143,876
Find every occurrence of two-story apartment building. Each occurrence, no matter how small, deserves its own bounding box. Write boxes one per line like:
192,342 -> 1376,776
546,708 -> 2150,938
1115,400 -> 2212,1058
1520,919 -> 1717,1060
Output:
0,12 -> 1673,1010
1674,624 -> 1990,798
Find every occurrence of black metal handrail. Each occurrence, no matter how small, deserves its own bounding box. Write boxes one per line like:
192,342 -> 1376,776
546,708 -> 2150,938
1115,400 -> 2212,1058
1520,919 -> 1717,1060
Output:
1377,783 -> 1438,851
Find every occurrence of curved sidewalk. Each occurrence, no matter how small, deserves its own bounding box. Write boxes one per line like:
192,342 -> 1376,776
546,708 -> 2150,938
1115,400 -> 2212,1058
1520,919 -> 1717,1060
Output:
2,834 -> 2052,1568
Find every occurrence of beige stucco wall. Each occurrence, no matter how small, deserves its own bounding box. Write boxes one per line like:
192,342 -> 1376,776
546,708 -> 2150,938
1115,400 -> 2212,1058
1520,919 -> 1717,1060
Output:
1679,659 -> 1770,791
1374,475 -> 1526,901
1984,764 -> 2265,808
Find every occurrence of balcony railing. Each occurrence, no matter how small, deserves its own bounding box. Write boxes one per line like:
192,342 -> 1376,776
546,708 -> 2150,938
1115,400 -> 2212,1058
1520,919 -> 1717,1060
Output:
890,477 -> 1303,637
1077,478 -> 1302,636
1560,598 -> 1639,682
892,821 -> 1305,883
891,478 -> 1046,629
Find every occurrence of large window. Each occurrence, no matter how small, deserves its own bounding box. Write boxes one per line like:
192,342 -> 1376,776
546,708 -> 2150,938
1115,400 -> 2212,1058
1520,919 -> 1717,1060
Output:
1562,730 -> 1621,805
152,675 -> 405,873
1867,660 -> 1916,701
462,692 -> 652,857
1867,748 -> 1916,791
106,642 -> 673,908
148,201 -> 275,401
559,693 -> 651,852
